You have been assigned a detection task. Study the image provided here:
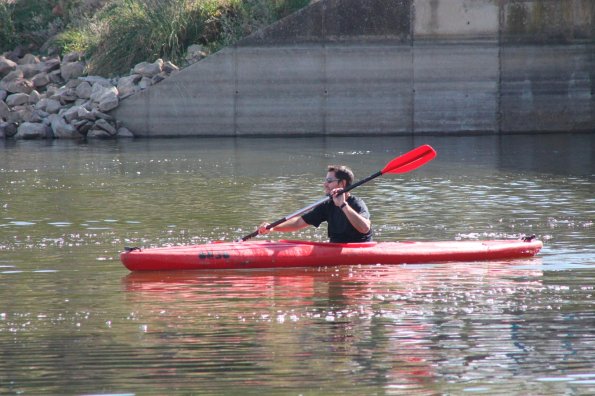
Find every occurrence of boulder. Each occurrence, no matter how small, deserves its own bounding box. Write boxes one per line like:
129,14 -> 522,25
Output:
185,44 -> 208,64
14,105 -> 41,123
0,100 -> 9,120
79,75 -> 112,88
1,70 -> 34,94
6,93 -> 29,107
17,63 -> 39,78
117,74 -> 141,98
162,61 -> 179,74
133,61 -> 162,77
48,69 -> 64,84
18,54 -> 40,65
0,121 -> 18,137
37,57 -> 61,73
72,119 -> 94,135
0,56 -> 17,77
63,105 -> 82,123
90,83 -> 119,112
31,72 -> 50,88
45,98 -> 62,114
62,52 -> 83,63
29,90 -> 41,104
78,106 -> 95,120
15,122 -> 49,139
94,118 -> 117,135
75,81 -> 92,99
138,76 -> 153,90
87,128 -> 114,138
61,61 -> 85,81
49,114 -> 78,138
52,87 -> 78,104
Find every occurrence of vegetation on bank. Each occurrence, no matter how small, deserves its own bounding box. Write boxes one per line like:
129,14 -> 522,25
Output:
0,0 -> 310,75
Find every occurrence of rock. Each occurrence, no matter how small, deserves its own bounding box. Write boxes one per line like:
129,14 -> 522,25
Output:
3,78 -> 34,94
52,87 -> 78,104
1,70 -> 34,94
2,43 -> 207,140
17,63 -> 39,78
15,105 -> 41,123
31,72 -> 50,88
79,75 -> 112,88
18,54 -> 40,65
6,93 -> 29,107
72,119 -> 93,135
133,60 -> 162,77
87,128 -> 114,138
49,114 -> 78,138
45,98 -> 62,114
0,121 -> 18,137
117,74 -> 141,98
29,90 -> 41,104
90,83 -> 119,112
94,118 -> 117,135
0,56 -> 17,77
138,76 -> 152,90
62,52 -> 83,63
75,81 -> 92,99
0,100 -> 9,120
5,46 -> 25,62
61,61 -> 85,81
92,109 -> 113,121
63,105 -> 82,123
78,106 -> 95,120
162,61 -> 179,74
37,57 -> 61,73
185,44 -> 208,63
15,122 -> 49,139
48,70 -> 64,84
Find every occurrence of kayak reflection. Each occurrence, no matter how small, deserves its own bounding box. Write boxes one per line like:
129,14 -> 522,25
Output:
121,261 -> 544,394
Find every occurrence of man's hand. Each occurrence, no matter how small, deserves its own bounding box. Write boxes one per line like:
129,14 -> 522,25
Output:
258,222 -> 271,235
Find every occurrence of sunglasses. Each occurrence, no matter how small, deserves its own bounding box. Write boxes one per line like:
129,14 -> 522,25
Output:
324,177 -> 340,183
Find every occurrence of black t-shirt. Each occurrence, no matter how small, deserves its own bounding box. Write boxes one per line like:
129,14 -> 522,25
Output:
302,195 -> 372,243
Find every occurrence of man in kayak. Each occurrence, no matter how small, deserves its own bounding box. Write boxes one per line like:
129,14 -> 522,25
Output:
258,165 -> 373,243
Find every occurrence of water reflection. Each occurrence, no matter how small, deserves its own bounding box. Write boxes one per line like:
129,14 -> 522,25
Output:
1,134 -> 594,395
116,261 -> 593,394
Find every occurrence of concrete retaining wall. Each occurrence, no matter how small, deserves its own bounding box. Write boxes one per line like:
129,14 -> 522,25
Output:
111,0 -> 595,136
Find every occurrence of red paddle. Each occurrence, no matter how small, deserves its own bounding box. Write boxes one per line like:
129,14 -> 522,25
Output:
240,144 -> 437,241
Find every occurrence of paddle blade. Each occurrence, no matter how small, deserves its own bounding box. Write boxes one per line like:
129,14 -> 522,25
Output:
381,144 -> 437,174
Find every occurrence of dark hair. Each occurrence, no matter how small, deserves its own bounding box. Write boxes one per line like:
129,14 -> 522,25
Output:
328,165 -> 354,186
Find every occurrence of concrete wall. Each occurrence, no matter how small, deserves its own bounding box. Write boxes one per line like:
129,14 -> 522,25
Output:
111,0 -> 595,137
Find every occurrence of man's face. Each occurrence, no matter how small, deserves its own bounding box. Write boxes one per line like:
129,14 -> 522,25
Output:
323,171 -> 343,194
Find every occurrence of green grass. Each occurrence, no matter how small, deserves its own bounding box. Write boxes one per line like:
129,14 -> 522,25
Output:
2,0 -> 311,76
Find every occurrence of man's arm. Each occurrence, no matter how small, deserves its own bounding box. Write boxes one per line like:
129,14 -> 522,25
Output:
258,216 -> 309,235
340,203 -> 371,234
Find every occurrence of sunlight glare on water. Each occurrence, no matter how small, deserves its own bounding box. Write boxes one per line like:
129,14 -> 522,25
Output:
0,134 -> 593,395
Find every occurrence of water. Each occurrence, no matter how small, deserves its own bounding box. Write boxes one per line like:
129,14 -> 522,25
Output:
0,134 -> 593,395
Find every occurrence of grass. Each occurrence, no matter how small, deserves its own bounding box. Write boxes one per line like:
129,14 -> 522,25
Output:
1,0 -> 311,76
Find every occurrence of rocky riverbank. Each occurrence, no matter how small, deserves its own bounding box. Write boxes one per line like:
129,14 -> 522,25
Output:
0,46 -> 207,140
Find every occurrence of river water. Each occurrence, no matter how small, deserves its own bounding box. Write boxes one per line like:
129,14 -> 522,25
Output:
1,134 -> 593,395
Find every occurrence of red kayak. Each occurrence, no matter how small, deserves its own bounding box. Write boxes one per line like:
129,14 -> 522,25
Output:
120,238 -> 543,271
